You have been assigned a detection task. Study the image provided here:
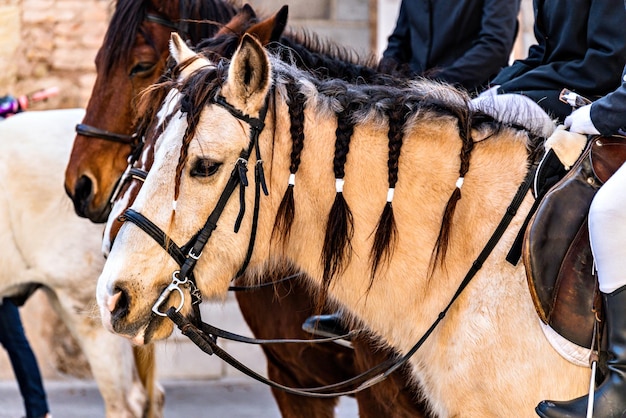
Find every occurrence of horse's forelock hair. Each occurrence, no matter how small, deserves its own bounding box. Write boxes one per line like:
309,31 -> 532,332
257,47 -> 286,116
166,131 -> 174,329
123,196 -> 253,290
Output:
172,63 -> 227,202
102,0 -> 147,76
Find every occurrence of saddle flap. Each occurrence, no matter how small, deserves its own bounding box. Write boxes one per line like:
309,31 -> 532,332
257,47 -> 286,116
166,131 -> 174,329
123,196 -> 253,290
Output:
524,142 -> 600,348
523,134 -> 626,350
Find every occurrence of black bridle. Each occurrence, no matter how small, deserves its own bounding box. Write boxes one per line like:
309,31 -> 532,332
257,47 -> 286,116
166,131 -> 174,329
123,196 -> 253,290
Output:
74,10 -> 181,148
121,92 -> 270,317
116,85 -> 541,397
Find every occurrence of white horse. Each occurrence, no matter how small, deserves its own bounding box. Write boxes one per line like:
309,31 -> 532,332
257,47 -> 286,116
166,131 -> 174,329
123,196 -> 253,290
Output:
0,109 -> 161,418
97,35 -> 591,417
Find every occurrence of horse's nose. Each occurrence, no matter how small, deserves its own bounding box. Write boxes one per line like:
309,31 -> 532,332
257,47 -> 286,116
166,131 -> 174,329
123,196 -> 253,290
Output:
108,285 -> 130,325
72,175 -> 94,218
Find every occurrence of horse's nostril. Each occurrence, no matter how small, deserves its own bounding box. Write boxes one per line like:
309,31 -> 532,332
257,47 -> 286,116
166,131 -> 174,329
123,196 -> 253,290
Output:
110,286 -> 130,321
75,175 -> 93,201
107,290 -> 122,313
73,175 -> 94,216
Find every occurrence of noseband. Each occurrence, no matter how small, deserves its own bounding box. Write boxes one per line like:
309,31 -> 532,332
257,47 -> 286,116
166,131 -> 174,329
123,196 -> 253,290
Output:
121,92 -> 269,317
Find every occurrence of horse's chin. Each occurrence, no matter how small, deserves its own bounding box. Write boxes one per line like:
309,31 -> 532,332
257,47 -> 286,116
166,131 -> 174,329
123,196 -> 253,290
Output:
141,317 -> 176,344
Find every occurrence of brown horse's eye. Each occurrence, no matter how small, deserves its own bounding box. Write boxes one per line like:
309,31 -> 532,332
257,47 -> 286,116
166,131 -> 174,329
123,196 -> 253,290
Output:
190,159 -> 221,177
129,62 -> 156,77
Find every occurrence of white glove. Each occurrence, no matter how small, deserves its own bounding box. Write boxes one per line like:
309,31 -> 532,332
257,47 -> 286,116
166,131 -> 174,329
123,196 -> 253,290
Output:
478,85 -> 500,99
564,104 -> 600,135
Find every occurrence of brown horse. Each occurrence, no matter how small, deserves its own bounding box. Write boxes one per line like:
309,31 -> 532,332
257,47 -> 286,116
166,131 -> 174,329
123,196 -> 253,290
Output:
97,35 -> 592,417
67,0 -> 427,416
63,2 -> 237,416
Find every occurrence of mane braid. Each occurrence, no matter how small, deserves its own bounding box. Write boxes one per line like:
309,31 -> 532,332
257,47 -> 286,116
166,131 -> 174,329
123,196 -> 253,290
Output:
271,78 -> 306,246
429,103 -> 474,273
369,99 -> 410,283
319,103 -> 358,311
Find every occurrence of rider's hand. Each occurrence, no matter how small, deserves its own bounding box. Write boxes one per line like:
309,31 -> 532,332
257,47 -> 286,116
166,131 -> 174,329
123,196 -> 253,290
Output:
564,104 -> 600,135
477,85 -> 500,99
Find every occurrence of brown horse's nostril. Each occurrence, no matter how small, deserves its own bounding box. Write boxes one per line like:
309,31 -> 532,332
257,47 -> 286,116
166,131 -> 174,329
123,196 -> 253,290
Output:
109,286 -> 130,322
73,175 -> 94,218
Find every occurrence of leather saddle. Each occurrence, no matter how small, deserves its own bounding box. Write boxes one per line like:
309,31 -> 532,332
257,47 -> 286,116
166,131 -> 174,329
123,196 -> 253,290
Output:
523,135 -> 626,349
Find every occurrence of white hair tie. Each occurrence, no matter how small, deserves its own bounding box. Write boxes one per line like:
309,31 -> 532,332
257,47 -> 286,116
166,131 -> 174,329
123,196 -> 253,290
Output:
335,178 -> 344,193
455,177 -> 465,189
288,173 -> 296,186
386,188 -> 395,203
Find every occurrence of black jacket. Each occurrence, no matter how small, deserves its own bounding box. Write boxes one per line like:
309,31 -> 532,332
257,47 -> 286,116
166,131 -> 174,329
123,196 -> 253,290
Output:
592,66 -> 626,136
382,0 -> 520,92
493,0 -> 626,118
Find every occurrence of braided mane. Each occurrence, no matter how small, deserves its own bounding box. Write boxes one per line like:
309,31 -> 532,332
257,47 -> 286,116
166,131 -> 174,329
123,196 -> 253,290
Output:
139,41 -> 546,309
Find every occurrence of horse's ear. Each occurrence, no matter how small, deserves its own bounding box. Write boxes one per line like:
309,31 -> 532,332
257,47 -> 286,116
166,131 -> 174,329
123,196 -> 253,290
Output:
214,3 -> 257,37
222,33 -> 272,116
169,33 -> 195,65
169,32 -> 212,76
246,5 -> 288,44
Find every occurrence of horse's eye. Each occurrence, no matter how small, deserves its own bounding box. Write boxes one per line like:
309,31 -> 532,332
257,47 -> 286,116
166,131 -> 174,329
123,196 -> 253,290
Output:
190,159 -> 221,177
130,62 -> 156,77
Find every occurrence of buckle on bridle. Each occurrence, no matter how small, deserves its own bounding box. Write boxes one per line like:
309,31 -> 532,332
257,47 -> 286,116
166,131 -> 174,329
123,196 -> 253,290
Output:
152,271 -> 189,316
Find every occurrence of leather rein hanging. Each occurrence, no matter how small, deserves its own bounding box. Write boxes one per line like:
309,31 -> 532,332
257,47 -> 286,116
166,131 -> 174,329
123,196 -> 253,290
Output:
118,87 -> 540,397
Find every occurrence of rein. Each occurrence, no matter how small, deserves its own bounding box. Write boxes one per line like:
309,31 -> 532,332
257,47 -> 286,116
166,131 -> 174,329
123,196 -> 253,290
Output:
126,89 -> 540,396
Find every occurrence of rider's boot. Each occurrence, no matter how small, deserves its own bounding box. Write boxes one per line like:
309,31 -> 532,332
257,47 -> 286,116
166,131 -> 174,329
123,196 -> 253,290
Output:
302,311 -> 351,340
536,284 -> 626,418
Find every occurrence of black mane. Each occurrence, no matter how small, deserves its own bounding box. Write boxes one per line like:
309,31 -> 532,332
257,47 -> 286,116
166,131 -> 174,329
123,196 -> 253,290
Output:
101,0 -> 237,75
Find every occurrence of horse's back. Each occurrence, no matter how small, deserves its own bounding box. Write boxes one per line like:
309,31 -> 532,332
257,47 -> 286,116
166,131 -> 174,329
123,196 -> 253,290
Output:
0,109 -> 104,286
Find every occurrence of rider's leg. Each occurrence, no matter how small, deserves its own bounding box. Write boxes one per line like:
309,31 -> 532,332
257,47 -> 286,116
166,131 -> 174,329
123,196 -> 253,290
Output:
0,298 -> 50,418
536,163 -> 626,418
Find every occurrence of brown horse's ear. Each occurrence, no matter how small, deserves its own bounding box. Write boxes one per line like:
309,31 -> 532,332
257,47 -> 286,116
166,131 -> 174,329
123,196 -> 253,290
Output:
169,33 -> 212,76
223,33 -> 272,116
246,5 -> 288,45
214,3 -> 257,37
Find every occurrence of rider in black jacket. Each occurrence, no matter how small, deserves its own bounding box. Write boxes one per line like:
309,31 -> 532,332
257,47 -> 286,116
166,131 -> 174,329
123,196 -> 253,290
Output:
490,0 -> 626,123
378,0 -> 521,94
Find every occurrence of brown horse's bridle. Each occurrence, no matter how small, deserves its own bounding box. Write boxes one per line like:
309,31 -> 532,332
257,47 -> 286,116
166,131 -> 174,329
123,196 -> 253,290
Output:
115,84 -> 541,397
74,12 -> 183,148
76,11 -> 192,206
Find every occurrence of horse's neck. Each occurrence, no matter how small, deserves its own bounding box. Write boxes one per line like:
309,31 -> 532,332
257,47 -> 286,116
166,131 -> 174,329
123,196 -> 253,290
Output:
262,98 -> 539,340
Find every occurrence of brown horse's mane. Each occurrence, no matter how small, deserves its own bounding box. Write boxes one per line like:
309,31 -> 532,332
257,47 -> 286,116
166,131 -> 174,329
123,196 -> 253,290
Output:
137,45 -> 546,310
101,0 -> 237,76
195,27 -> 412,86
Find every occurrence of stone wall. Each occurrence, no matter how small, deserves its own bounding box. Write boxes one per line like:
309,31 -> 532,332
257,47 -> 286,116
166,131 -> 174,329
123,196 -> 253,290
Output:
0,0 -> 111,110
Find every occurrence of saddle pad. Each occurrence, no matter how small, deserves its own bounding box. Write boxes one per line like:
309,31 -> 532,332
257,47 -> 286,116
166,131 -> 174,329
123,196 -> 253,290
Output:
523,135 -> 626,349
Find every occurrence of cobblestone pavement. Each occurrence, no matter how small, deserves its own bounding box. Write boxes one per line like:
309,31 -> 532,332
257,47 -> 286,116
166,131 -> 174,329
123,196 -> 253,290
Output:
0,378 -> 358,418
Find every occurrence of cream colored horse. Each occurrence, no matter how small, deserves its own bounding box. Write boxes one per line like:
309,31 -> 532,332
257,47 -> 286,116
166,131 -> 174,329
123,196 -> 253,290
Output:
97,35 -> 590,417
0,109 -> 161,418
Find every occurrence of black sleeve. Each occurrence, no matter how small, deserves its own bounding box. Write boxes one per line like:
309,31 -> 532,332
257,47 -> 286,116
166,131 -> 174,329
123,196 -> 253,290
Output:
436,0 -> 521,89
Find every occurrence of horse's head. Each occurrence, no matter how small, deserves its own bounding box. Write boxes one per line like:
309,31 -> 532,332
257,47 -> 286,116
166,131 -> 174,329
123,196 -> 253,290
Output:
97,33 -> 274,344
100,4 -> 291,255
64,0 -> 237,223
